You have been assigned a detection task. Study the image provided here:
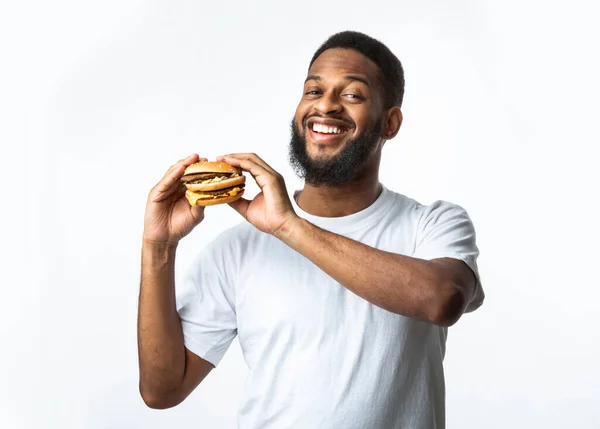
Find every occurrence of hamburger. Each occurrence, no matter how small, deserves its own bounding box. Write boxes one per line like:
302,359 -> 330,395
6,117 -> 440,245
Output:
181,161 -> 246,206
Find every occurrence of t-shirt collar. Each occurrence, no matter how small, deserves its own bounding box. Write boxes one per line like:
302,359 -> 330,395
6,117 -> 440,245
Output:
290,184 -> 392,232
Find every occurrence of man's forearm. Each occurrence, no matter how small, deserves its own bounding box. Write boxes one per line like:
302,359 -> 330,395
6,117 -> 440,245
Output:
277,218 -> 462,325
138,241 -> 186,400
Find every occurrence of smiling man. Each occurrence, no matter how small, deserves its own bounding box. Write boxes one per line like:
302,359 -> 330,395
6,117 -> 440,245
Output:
138,31 -> 484,429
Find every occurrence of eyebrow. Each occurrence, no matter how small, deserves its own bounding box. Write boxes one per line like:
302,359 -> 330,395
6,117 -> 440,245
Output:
344,75 -> 371,87
304,74 -> 371,87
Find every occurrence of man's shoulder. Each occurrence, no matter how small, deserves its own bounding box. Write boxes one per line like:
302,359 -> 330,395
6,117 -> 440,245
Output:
384,188 -> 471,224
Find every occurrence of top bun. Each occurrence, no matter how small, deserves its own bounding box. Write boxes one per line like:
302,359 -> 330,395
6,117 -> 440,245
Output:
183,161 -> 242,175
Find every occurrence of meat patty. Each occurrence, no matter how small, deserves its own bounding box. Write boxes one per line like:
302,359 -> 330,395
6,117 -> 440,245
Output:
181,173 -> 221,182
197,185 -> 244,196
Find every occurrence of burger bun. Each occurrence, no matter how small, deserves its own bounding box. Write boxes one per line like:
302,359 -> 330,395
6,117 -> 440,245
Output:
183,161 -> 242,176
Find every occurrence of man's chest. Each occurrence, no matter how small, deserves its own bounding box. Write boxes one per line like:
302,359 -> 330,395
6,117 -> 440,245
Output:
232,233 -> 419,365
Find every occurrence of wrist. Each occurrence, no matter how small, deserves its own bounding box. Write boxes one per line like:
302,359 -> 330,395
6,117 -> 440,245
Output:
274,215 -> 308,245
142,238 -> 178,259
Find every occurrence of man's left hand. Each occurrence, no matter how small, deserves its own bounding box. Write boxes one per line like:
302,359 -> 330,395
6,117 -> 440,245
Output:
218,153 -> 299,237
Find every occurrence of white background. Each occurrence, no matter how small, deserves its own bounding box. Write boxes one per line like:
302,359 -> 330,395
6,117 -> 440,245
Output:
2,0 -> 599,428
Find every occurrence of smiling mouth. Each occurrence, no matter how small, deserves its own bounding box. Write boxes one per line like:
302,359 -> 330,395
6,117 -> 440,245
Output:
310,123 -> 348,135
305,118 -> 352,138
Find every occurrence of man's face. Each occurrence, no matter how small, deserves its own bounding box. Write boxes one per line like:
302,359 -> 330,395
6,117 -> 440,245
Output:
290,48 -> 385,187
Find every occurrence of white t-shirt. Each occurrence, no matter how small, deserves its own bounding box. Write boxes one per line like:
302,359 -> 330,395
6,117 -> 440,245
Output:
176,185 -> 483,429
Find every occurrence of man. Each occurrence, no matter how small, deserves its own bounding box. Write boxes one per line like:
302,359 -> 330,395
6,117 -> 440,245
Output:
138,31 -> 484,428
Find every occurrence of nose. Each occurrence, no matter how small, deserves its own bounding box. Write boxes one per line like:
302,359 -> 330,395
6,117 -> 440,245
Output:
313,91 -> 343,115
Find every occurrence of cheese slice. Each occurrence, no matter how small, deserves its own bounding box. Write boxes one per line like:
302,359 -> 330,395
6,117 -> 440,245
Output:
185,187 -> 243,205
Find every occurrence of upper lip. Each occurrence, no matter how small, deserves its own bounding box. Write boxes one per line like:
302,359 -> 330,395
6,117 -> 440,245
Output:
306,117 -> 353,131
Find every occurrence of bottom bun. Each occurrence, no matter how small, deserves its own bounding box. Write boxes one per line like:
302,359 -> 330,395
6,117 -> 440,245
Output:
185,189 -> 245,206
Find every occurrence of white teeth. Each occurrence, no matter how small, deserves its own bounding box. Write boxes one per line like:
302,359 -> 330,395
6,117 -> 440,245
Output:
312,123 -> 344,134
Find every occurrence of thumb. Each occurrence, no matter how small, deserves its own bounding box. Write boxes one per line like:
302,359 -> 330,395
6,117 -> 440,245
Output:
228,197 -> 250,220
190,205 -> 205,224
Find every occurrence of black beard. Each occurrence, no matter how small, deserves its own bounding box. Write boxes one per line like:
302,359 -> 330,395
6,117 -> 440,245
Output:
288,118 -> 382,187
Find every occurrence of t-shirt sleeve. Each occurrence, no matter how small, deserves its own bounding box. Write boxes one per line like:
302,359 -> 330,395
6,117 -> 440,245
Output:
175,237 -> 238,367
413,200 -> 484,312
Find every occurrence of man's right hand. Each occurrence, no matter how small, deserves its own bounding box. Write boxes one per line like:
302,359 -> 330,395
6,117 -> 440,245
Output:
143,154 -> 207,245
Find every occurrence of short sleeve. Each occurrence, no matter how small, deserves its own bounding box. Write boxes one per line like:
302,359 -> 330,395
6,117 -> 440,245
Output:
413,201 -> 484,312
176,236 -> 238,367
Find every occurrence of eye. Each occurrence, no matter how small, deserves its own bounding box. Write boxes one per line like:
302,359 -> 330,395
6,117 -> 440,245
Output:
343,93 -> 363,100
305,90 -> 321,96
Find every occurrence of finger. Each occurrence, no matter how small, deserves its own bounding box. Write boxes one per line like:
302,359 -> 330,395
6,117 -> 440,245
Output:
172,179 -> 187,199
180,153 -> 201,167
189,204 -> 205,223
152,154 -> 199,201
162,153 -> 200,183
220,153 -> 276,175
228,197 -> 251,219
223,153 -> 273,172
161,153 -> 199,181
222,156 -> 274,184
152,170 -> 185,202
152,179 -> 187,203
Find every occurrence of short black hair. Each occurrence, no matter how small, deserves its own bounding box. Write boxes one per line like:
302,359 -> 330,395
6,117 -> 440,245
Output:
309,31 -> 405,108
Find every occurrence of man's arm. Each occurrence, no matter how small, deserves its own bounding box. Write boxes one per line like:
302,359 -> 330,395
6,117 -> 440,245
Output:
137,154 -> 213,409
220,152 -> 479,327
277,219 -> 477,326
138,241 -> 214,409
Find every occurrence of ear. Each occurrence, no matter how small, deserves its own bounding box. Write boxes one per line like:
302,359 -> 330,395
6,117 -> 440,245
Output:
382,106 -> 402,140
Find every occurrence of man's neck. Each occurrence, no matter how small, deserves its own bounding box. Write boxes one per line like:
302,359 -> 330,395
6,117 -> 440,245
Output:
295,175 -> 382,218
